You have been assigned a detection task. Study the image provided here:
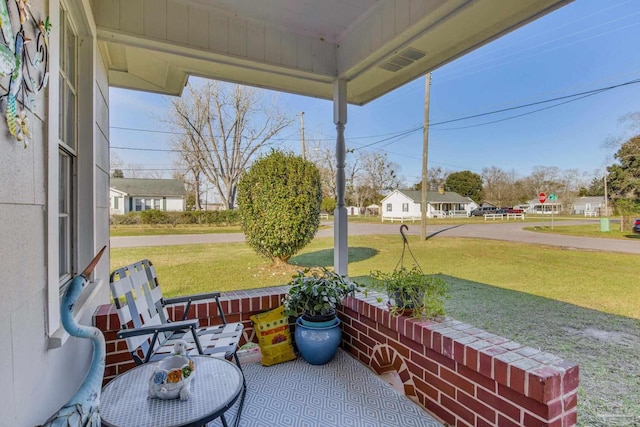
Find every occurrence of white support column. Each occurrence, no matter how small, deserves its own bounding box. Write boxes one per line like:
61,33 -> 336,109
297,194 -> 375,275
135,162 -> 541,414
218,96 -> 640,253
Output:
333,79 -> 348,276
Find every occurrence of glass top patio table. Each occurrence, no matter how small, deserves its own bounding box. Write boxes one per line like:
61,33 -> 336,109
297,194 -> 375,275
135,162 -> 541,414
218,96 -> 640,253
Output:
101,355 -> 243,427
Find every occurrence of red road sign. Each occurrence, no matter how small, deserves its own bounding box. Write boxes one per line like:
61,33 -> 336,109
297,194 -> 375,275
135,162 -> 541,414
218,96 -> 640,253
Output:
538,192 -> 547,203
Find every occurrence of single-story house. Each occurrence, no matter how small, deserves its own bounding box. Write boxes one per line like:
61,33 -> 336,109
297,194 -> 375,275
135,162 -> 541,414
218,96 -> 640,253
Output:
571,196 -> 606,216
380,189 -> 478,221
110,178 -> 187,214
519,198 -> 562,214
0,0 -> 573,425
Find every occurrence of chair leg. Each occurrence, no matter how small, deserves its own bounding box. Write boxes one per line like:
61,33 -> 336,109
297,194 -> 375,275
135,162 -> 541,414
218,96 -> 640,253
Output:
232,378 -> 246,427
231,351 -> 246,427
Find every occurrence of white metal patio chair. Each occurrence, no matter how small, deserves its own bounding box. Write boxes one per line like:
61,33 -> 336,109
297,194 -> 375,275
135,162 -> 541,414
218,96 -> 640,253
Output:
109,259 -> 247,426
109,259 -> 244,365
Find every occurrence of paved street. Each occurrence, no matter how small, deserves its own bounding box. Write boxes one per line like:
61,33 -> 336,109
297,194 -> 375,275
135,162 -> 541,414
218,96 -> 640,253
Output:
110,219 -> 640,254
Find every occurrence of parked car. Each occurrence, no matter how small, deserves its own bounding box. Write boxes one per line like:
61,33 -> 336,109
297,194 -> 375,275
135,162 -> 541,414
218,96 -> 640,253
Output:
496,207 -> 524,214
470,207 -> 498,216
632,218 -> 640,234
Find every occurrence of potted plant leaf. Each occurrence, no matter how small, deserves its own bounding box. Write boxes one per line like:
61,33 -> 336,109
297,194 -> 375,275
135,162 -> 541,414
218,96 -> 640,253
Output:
370,266 -> 448,319
283,268 -> 358,364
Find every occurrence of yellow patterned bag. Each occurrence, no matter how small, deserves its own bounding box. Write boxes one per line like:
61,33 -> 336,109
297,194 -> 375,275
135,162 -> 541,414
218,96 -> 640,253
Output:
250,306 -> 296,366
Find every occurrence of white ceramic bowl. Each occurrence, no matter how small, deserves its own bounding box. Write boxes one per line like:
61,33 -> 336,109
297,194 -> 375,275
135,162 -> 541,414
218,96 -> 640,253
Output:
148,355 -> 195,400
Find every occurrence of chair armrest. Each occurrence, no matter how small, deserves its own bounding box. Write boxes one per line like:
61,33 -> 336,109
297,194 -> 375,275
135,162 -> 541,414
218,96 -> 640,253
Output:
163,292 -> 222,305
117,319 -> 200,339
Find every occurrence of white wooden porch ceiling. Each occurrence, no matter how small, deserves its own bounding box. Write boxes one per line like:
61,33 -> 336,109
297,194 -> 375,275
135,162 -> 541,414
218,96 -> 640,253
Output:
93,0 -> 571,105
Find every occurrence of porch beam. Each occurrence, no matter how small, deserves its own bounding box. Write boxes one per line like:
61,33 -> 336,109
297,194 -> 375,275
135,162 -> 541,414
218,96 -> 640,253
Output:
333,79 -> 348,276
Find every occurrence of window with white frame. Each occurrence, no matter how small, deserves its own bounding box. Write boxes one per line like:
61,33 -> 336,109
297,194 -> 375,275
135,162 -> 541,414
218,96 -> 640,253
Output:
58,6 -> 78,288
134,198 -> 163,211
402,203 -> 409,212
386,203 -> 392,212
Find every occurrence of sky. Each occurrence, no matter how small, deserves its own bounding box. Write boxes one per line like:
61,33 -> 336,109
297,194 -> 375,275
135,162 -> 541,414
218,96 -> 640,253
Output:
110,0 -> 640,192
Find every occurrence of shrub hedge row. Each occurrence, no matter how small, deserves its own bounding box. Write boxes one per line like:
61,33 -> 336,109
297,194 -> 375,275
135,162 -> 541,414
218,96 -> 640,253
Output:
110,210 -> 240,226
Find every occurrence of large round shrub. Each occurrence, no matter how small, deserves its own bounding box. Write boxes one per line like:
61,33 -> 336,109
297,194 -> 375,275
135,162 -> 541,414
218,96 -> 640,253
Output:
237,150 -> 322,264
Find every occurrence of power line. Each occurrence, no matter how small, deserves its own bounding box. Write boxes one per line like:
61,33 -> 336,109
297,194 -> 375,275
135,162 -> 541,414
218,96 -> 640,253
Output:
434,91 -> 605,131
111,126 -> 182,135
349,77 -> 640,148
112,77 -> 640,153
112,146 -> 175,152
350,126 -> 422,151
111,76 -> 640,155
111,123 -> 429,143
430,77 -> 640,127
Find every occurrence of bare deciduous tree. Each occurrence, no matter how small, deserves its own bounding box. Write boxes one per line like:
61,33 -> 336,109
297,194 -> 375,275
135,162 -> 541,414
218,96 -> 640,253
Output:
308,142 -> 338,199
124,164 -> 143,178
413,166 -> 448,191
309,146 -> 401,210
110,151 -> 124,177
482,166 -> 511,206
557,168 -> 588,202
359,151 -> 401,193
523,165 -> 561,197
349,151 -> 401,209
167,81 -> 292,209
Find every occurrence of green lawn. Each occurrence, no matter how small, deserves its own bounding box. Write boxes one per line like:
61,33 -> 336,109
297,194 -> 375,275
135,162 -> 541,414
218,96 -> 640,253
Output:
109,224 -> 243,237
110,235 -> 640,319
526,222 -> 640,240
110,235 -> 640,426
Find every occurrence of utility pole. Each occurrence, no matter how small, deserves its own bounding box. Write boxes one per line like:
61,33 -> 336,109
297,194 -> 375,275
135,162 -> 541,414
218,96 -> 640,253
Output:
421,73 -> 432,240
300,111 -> 306,160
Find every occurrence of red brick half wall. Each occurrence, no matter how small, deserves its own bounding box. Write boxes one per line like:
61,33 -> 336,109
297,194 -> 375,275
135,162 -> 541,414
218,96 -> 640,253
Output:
94,288 -> 579,426
340,293 -> 579,427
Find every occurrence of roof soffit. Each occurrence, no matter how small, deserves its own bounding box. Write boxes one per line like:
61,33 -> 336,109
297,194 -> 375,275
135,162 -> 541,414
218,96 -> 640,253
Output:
93,0 -> 572,104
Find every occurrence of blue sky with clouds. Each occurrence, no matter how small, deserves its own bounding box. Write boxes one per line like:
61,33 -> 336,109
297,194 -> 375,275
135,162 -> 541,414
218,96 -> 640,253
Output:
110,0 -> 640,188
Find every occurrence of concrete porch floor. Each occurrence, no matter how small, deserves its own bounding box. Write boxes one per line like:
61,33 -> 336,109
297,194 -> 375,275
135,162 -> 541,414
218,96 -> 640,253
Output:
208,349 -> 443,427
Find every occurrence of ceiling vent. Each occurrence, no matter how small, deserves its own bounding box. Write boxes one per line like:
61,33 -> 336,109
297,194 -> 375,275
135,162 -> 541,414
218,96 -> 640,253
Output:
378,48 -> 426,72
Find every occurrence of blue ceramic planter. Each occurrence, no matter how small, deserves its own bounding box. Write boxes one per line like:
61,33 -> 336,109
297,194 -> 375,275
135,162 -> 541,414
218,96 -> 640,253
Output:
294,316 -> 342,365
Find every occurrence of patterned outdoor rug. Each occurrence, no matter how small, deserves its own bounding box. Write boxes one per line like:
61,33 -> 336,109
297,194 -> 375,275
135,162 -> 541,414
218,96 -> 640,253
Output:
208,349 -> 443,427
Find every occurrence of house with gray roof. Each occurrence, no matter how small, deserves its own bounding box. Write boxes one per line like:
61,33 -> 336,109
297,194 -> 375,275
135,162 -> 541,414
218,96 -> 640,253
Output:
110,178 -> 187,214
380,189 -> 478,222
571,196 -> 607,216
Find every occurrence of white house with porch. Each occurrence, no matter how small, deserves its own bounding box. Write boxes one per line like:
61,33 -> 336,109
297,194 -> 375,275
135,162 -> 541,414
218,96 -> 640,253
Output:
0,0 -> 572,425
381,189 -> 478,221
519,198 -> 563,214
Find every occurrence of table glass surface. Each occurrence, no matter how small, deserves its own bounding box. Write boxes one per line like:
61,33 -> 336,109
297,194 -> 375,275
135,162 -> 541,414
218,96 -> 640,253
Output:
101,356 -> 242,427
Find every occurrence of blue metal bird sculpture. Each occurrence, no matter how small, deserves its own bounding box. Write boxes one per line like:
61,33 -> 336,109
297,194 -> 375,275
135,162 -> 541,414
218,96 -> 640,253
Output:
40,246 -> 107,427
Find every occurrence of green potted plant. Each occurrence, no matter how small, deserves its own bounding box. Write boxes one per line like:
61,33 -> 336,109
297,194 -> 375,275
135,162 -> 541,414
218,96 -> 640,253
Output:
370,266 -> 448,319
283,267 -> 358,324
283,268 -> 358,365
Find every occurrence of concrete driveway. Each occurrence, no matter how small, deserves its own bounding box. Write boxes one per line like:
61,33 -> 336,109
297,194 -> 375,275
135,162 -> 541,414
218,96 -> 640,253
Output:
110,219 -> 640,254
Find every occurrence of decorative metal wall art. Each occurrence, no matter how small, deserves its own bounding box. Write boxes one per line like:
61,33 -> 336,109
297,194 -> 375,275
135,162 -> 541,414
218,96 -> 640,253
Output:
0,0 -> 50,147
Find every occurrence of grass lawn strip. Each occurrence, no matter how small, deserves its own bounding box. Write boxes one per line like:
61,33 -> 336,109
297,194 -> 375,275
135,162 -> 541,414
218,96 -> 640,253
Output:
526,223 -> 640,240
109,224 -> 243,236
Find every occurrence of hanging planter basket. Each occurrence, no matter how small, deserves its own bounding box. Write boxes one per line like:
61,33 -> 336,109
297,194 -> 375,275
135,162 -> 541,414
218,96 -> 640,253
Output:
370,225 -> 448,319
